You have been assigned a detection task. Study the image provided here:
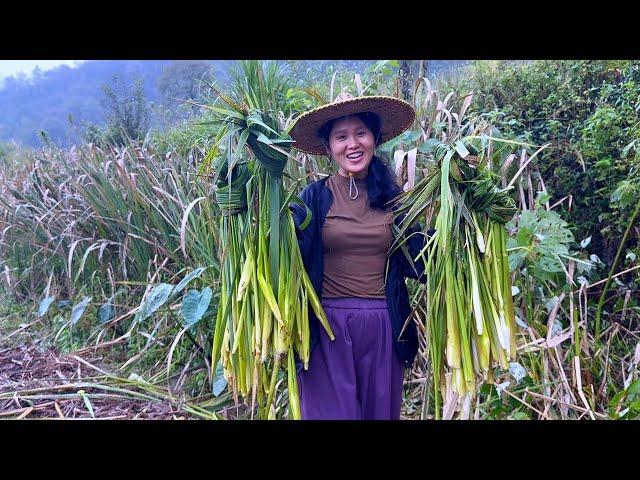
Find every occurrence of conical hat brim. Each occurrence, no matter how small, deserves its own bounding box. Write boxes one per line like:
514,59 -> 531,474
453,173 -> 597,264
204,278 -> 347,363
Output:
288,95 -> 415,155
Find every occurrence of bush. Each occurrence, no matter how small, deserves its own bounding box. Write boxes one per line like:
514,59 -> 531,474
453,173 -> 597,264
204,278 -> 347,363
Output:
100,74 -> 151,145
441,60 -> 640,263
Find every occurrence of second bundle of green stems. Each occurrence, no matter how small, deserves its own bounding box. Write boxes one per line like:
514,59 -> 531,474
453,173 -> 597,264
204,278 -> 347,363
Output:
395,140 -> 518,418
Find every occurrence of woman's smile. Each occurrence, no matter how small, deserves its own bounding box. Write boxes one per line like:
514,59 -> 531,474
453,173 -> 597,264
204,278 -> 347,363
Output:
327,116 -> 376,179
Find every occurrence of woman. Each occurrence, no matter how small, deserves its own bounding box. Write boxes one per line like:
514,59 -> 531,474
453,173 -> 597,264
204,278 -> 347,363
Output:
289,93 -> 429,420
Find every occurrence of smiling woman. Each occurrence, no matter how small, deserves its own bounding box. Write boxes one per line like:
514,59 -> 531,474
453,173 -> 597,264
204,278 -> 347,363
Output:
287,93 -> 432,420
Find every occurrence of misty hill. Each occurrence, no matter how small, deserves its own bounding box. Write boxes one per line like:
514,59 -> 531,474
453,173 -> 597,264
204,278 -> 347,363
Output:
0,60 -> 238,147
0,60 -> 464,148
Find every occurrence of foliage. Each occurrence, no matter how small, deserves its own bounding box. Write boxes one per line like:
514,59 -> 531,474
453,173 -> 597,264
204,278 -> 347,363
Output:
507,202 -> 589,283
0,139 -> 221,301
148,109 -> 218,159
2,60 -> 639,420
79,120 -> 109,146
157,62 -> 213,105
441,60 -> 640,263
155,61 -> 219,126
0,60 -> 173,147
100,74 -> 151,145
609,379 -> 640,419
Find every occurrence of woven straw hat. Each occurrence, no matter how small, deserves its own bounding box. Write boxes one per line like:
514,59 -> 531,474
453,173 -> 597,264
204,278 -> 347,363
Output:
288,92 -> 416,155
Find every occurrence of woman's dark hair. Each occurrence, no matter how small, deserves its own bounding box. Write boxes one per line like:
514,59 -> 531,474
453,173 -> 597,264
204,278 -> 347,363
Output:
317,111 -> 400,210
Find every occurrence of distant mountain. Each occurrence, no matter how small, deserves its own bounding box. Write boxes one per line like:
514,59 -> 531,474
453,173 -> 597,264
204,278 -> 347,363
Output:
0,60 -> 233,147
0,60 -> 465,148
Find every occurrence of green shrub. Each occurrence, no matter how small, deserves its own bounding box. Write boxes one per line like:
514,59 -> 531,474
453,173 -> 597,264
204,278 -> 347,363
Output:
441,60 -> 640,263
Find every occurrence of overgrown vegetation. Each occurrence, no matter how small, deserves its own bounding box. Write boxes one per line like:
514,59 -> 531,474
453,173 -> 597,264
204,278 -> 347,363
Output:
1,60 -> 639,419
441,60 -> 640,264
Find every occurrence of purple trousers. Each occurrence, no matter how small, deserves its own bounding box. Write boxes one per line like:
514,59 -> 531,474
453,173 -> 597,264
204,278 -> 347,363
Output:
298,297 -> 405,420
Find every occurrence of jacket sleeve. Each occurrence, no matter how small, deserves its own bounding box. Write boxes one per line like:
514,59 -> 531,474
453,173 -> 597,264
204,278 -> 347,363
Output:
289,184 -> 314,261
398,223 -> 435,284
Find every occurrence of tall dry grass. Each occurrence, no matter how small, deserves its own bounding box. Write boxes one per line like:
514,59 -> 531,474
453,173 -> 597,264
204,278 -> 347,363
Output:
0,141 -> 220,300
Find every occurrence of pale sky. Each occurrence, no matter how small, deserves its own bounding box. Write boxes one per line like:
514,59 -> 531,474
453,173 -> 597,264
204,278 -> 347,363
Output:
0,60 -> 85,82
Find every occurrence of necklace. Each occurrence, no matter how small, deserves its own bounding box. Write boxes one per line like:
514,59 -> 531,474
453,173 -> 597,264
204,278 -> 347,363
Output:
348,172 -> 359,200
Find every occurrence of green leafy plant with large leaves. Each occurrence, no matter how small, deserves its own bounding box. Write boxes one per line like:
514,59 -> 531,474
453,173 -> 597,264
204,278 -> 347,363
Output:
507,200 -> 585,283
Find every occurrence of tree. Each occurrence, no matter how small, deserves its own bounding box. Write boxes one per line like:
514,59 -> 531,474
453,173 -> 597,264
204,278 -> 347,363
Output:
156,61 -> 213,120
398,60 -> 429,102
100,74 -> 150,145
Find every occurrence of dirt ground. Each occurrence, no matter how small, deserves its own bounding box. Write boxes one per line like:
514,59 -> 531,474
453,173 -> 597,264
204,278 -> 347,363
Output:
0,343 -> 195,419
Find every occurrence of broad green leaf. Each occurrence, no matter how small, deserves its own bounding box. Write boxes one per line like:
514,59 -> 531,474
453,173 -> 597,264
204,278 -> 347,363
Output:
538,256 -> 564,274
418,138 -> 442,153
454,140 -> 470,158
256,132 -> 273,145
590,254 -> 604,265
609,379 -> 640,419
212,361 -> 227,397
536,191 -> 551,205
98,297 -> 115,324
136,283 -> 174,323
628,379 -> 640,396
203,298 -> 219,318
538,243 -> 569,258
38,296 -> 55,317
544,296 -> 560,314
622,140 -> 636,157
57,300 -> 71,309
181,287 -> 213,327
268,137 -> 294,146
518,210 -> 538,232
509,362 -> 527,384
173,267 -> 206,296
509,250 -> 527,272
71,296 -> 92,325
516,227 -> 532,248
576,259 -> 594,276
380,129 -> 421,152
404,130 -> 423,142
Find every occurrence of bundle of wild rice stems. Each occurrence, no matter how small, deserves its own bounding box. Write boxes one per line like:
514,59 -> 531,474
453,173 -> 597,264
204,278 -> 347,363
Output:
210,93 -> 334,420
394,139 -> 518,419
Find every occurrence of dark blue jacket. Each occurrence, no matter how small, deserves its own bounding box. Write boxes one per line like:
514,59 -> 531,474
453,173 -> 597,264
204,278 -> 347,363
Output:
290,177 -> 428,371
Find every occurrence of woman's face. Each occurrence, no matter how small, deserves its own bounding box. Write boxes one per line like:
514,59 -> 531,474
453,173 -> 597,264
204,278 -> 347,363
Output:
326,115 -> 376,179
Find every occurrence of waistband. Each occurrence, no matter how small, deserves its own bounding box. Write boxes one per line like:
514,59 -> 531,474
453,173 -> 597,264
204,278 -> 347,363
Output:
321,297 -> 388,310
